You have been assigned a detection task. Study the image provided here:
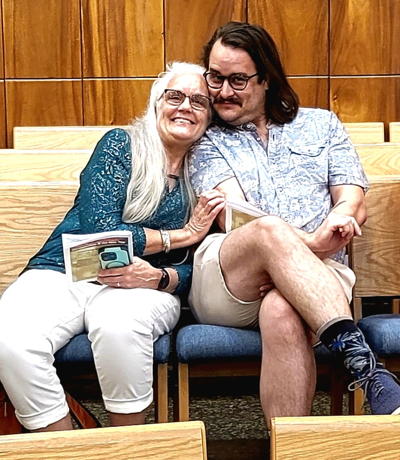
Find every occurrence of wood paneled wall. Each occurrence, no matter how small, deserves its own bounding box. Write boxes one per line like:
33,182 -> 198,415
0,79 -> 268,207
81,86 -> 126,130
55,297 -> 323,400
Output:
0,0 -> 398,147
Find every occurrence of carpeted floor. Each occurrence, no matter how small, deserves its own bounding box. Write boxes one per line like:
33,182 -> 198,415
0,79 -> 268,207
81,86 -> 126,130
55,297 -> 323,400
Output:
78,376 -> 359,460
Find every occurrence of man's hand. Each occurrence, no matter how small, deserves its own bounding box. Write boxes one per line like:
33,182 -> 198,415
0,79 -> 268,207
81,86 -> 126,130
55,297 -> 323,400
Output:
308,212 -> 362,259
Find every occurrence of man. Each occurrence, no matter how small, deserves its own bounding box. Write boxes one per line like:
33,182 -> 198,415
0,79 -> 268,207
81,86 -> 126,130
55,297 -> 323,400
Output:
188,21 -> 400,425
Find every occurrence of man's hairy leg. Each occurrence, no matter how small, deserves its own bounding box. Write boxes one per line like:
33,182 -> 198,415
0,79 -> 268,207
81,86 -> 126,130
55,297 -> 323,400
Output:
259,290 -> 316,427
220,216 -> 400,416
219,216 -> 351,331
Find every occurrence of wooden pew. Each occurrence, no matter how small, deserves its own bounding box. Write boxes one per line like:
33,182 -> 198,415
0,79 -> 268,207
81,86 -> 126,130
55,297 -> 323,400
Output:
355,143 -> 400,176
0,150 -> 89,293
0,421 -> 207,459
389,122 -> 400,142
0,150 -> 91,182
343,122 -> 385,144
349,175 -> 400,414
270,415 -> 400,460
13,123 -> 385,151
13,126 -> 127,150
0,183 -> 77,294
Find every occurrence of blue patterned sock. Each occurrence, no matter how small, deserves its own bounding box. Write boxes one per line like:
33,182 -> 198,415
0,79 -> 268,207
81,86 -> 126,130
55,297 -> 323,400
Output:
320,319 -> 400,414
320,320 -> 373,379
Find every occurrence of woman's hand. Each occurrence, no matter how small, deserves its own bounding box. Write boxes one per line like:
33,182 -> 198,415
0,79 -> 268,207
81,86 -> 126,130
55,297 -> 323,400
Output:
185,190 -> 225,243
97,256 -> 160,289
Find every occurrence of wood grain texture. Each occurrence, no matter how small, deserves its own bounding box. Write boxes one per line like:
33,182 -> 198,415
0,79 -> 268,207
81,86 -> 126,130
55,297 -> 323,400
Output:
0,184 -> 78,293
0,82 -> 5,148
0,1 -> 3,78
13,127 -> 125,150
331,0 -> 400,75
350,176 -> 400,297
288,77 -> 328,109
82,0 -> 163,77
165,0 -> 245,64
3,0 -> 81,78
343,122 -> 385,144
0,421 -> 207,460
6,81 -> 83,146
355,143 -> 400,176
271,415 -> 400,460
330,77 -> 400,123
0,151 -> 91,182
390,122 -> 400,142
83,79 -> 154,125
249,0 -> 328,75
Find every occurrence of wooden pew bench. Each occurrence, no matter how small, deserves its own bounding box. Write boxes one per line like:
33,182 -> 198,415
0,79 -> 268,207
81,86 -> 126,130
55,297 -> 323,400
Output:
389,122 -> 400,142
343,122 -> 385,143
0,421 -> 207,459
0,150 -> 87,292
271,415 -> 400,460
12,122 -> 385,152
0,149 -> 91,182
355,143 -> 400,176
13,126 -> 127,150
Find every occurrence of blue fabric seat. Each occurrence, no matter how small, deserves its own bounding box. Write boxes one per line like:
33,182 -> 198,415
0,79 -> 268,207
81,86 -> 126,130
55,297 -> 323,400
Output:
55,332 -> 171,363
176,324 -> 333,363
175,324 -> 342,421
54,332 -> 171,425
358,314 -> 400,356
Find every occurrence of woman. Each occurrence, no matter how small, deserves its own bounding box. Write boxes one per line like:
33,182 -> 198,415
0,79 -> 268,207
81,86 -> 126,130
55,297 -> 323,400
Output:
0,62 -> 224,431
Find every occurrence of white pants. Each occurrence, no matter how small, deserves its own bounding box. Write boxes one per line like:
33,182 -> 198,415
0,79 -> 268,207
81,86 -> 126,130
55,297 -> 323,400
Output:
0,269 -> 180,430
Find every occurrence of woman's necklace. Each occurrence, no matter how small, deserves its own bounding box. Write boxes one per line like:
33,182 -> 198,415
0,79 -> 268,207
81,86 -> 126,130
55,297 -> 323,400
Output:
167,174 -> 180,180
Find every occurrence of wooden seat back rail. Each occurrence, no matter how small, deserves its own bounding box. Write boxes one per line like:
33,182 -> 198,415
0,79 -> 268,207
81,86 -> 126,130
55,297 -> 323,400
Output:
0,421 -> 207,459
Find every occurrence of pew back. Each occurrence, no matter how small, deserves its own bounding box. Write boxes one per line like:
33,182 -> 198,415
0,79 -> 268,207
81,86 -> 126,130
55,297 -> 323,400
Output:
270,415 -> 400,460
0,421 -> 207,459
13,126 -> 127,150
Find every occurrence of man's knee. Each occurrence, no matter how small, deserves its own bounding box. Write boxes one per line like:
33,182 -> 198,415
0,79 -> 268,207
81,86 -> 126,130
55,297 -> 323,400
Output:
259,290 -> 307,338
242,216 -> 295,250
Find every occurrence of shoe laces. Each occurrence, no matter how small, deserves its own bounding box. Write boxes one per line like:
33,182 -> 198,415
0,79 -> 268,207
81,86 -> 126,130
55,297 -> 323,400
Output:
348,364 -> 399,400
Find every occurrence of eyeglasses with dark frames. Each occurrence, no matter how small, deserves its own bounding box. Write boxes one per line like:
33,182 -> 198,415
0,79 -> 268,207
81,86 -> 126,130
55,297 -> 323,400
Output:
204,71 -> 259,91
162,89 -> 211,111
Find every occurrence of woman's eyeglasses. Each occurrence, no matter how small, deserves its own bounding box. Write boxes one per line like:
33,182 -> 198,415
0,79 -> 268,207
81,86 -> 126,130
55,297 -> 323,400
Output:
204,71 -> 258,90
163,89 -> 211,111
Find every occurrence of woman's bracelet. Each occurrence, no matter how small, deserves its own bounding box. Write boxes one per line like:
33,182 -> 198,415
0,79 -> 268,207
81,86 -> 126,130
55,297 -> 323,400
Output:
159,229 -> 171,253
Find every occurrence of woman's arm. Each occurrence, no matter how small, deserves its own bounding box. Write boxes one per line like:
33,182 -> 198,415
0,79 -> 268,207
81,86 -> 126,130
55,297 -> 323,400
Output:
78,129 -> 224,255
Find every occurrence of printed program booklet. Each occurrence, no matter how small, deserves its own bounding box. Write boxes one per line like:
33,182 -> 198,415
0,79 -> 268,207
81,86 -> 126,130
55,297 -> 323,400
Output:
62,230 -> 134,282
225,199 -> 266,232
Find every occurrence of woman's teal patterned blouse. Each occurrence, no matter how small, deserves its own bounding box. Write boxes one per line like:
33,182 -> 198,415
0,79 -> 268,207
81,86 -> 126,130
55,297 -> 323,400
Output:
26,128 -> 192,295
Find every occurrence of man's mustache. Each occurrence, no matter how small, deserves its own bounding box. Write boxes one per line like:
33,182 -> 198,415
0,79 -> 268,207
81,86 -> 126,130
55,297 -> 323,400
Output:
214,97 -> 241,106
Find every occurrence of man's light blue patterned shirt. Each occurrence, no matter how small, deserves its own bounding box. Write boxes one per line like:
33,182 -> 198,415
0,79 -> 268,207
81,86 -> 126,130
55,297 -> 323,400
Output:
188,108 -> 368,263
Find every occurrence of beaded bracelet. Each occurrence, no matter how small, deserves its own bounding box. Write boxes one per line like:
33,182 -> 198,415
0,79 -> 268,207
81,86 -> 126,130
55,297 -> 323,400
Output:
159,229 -> 171,253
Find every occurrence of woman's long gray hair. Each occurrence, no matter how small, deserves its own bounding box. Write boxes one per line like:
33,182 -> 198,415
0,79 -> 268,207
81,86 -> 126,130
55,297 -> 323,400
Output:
122,61 -> 208,223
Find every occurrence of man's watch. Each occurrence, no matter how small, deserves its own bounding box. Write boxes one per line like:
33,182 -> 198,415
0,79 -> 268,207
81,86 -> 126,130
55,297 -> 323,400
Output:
157,268 -> 170,290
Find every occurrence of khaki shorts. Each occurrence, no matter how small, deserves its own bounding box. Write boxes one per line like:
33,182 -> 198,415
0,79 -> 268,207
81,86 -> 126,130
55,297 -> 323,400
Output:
188,233 -> 356,328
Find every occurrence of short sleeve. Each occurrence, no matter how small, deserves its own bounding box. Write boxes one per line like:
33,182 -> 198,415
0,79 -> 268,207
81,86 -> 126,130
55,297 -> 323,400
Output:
327,112 -> 369,191
188,135 -> 234,195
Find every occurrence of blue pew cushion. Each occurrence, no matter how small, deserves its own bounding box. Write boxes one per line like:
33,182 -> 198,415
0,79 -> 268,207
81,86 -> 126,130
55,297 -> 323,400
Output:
54,332 -> 171,364
176,324 -> 333,363
358,314 -> 400,356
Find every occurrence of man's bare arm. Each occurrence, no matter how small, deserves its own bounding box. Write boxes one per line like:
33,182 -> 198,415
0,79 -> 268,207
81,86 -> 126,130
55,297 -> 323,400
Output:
296,184 -> 367,259
211,178 -> 366,259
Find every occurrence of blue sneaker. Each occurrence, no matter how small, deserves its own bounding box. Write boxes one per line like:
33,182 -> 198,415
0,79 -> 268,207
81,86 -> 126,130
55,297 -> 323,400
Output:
349,364 -> 400,415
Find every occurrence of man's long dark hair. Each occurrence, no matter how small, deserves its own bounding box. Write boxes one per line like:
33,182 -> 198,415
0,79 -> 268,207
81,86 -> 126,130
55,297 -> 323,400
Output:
203,22 -> 299,125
